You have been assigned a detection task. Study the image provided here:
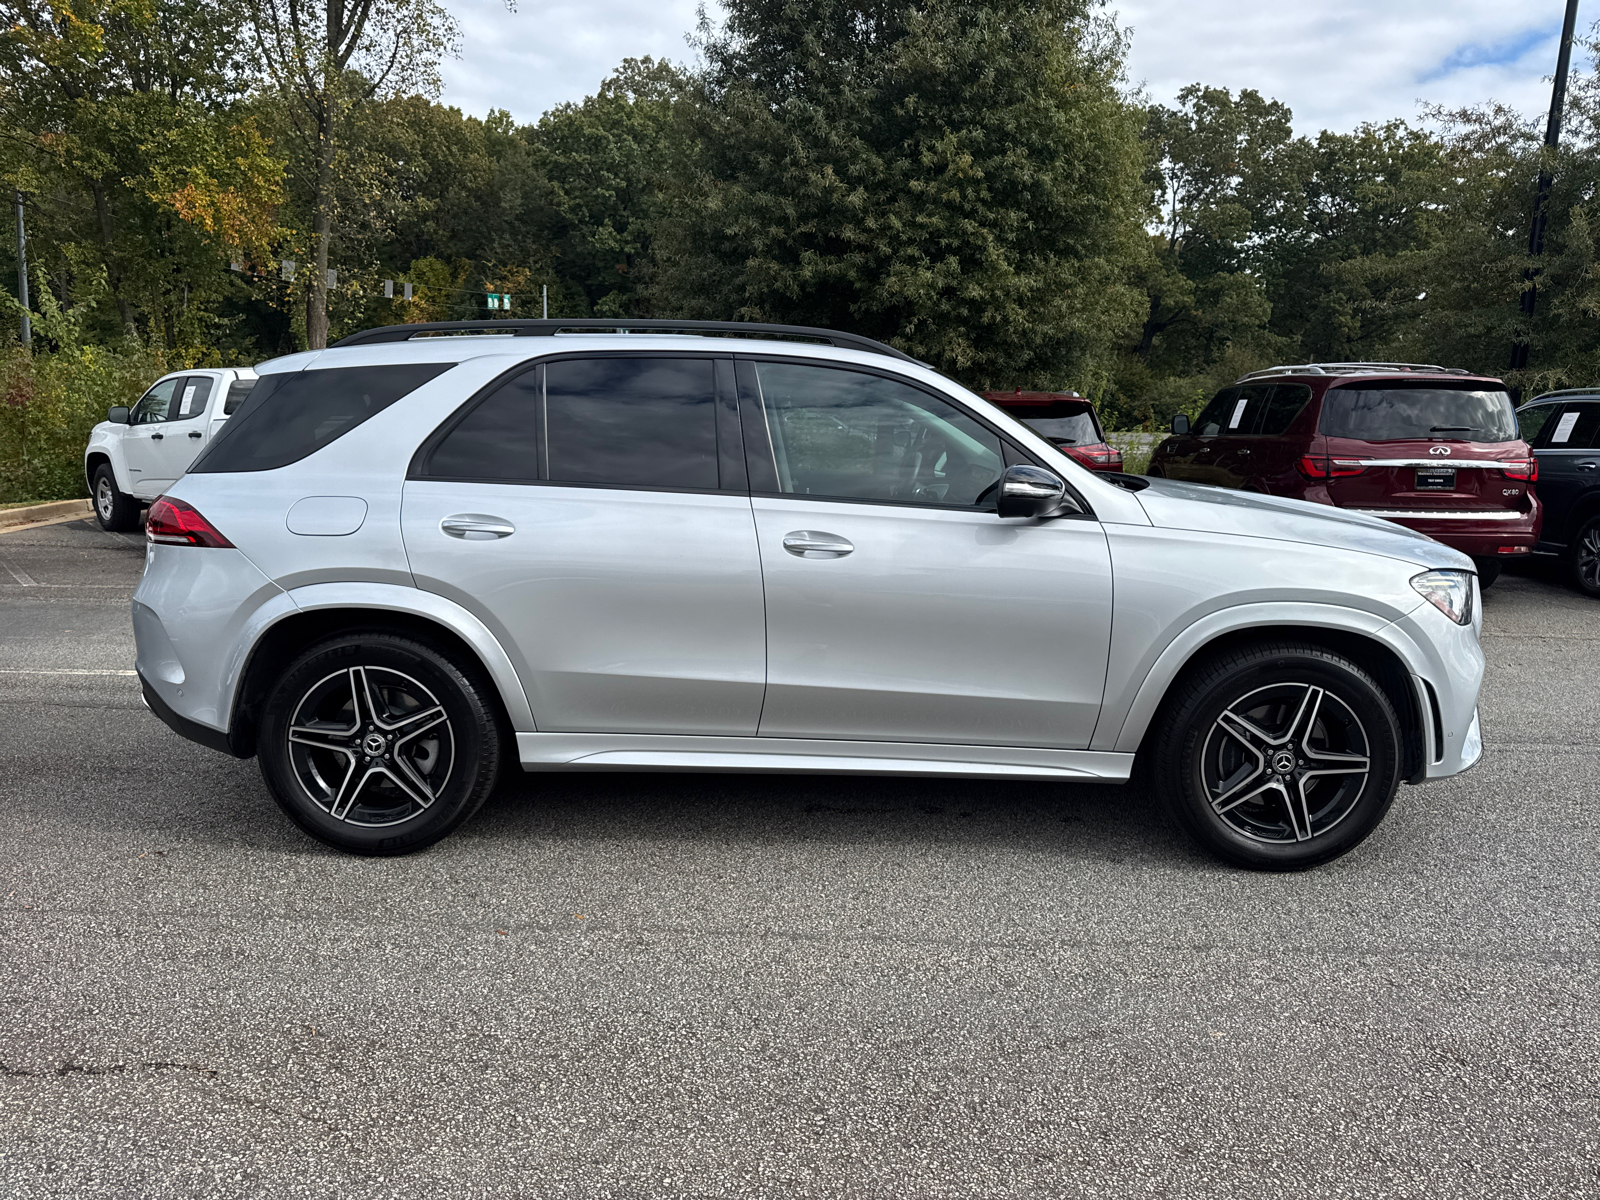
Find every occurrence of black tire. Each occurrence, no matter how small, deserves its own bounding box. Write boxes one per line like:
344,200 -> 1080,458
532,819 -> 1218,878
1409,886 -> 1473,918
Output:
1471,557 -> 1502,589
1152,642 -> 1403,871
1570,516 -> 1600,599
257,633 -> 504,855
92,464 -> 142,532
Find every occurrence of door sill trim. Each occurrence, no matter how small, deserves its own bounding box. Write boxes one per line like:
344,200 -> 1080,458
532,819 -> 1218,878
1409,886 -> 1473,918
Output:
515,732 -> 1133,781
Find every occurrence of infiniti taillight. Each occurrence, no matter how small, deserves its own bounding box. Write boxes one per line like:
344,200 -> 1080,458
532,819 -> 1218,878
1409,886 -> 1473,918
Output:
1297,455 -> 1369,479
1069,443 -> 1122,469
146,496 -> 234,547
1502,459 -> 1537,482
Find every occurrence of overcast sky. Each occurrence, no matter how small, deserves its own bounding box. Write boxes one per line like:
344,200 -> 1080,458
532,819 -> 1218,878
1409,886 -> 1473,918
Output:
438,0 -> 1572,134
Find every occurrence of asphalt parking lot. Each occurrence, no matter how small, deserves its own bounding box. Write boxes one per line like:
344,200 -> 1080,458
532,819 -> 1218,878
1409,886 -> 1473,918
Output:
1,516 -> 1597,1199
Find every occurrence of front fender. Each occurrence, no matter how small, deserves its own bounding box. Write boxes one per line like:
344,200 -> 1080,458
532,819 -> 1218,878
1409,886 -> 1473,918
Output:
1098,599 -> 1437,754
84,423 -> 127,490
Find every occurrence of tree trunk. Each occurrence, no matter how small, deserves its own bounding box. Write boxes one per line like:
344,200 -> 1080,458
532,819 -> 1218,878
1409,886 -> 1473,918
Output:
307,118 -> 335,349
1137,293 -> 1166,358
90,180 -> 135,333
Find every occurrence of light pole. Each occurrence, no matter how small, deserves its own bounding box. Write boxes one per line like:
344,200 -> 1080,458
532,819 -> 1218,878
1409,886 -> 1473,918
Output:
1511,0 -> 1582,372
14,191 -> 29,349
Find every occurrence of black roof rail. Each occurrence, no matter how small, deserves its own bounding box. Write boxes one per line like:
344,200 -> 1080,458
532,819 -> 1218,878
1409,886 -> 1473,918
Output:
329,318 -> 921,364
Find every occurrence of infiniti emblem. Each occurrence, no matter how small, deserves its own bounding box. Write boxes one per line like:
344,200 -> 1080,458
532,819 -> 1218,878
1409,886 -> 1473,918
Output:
1271,750 -> 1296,774
1430,445 -> 1452,455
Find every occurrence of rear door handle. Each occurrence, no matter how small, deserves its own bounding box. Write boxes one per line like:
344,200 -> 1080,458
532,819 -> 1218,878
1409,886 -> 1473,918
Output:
149,432 -> 163,440
441,514 -> 516,540
1579,461 -> 1598,471
783,530 -> 853,557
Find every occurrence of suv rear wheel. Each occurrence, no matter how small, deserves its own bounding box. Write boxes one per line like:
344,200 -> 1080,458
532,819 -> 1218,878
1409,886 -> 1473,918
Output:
1152,642 -> 1403,870
92,464 -> 142,532
1571,516 -> 1600,599
258,633 -> 504,855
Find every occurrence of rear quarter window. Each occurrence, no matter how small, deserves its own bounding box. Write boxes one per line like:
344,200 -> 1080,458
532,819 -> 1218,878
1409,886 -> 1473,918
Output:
192,363 -> 454,473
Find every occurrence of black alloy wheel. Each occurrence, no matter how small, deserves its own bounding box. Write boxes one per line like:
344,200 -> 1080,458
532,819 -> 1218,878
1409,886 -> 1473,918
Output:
258,633 -> 504,854
1471,557 -> 1502,590
1153,642 -> 1403,870
1572,516 -> 1600,599
92,464 -> 142,532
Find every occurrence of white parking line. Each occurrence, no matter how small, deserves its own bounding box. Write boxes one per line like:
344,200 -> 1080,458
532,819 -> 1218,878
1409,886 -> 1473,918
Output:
0,668 -> 138,676
0,557 -> 37,587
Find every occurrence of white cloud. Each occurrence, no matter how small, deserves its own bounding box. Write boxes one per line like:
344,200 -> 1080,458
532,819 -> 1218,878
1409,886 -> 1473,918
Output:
1111,0 -> 1566,133
436,0 -> 1571,134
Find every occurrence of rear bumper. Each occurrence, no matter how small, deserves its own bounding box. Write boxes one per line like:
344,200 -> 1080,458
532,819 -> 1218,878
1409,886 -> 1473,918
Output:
139,670 -> 249,757
1338,506 -> 1541,560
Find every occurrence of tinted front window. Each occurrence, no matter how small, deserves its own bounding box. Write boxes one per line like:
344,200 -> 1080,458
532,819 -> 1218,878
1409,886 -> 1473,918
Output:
133,379 -> 179,424
545,358 -> 718,489
193,363 -> 453,473
1007,405 -> 1101,446
424,371 -> 541,481
754,362 -> 1003,506
1320,384 -> 1518,443
1194,386 -> 1270,436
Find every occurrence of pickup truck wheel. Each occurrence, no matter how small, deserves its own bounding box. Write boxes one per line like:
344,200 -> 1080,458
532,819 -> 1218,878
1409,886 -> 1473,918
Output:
257,633 -> 505,855
92,464 -> 142,531
1152,642 -> 1403,871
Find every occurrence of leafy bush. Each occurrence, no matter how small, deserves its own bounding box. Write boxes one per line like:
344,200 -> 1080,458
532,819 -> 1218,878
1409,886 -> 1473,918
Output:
0,276 -> 170,503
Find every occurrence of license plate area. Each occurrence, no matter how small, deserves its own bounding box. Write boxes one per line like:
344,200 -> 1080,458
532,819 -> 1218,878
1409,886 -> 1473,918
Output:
1414,468 -> 1457,491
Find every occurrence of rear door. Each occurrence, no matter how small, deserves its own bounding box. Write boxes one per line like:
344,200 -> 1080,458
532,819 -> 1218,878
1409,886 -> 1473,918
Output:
402,353 -> 768,735
1318,381 -> 1527,513
1531,401 -> 1600,547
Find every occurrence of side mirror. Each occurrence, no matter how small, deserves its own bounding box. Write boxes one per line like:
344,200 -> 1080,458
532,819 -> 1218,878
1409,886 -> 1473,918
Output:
1171,413 -> 1191,436
107,406 -> 131,424
997,464 -> 1066,519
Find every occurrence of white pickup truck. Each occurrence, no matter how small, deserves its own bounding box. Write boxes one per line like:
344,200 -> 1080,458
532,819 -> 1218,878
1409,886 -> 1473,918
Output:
84,367 -> 258,530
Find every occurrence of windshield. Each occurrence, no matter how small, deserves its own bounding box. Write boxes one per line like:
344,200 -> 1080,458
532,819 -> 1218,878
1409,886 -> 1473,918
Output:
1320,384 -> 1518,443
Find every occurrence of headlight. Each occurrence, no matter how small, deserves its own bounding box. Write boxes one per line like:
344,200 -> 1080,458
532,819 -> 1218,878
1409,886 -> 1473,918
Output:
1410,569 -> 1474,625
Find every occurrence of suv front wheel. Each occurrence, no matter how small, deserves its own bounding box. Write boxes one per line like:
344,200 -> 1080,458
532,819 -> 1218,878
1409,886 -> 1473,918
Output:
1153,643 -> 1403,870
258,632 -> 505,855
1571,515 -> 1600,599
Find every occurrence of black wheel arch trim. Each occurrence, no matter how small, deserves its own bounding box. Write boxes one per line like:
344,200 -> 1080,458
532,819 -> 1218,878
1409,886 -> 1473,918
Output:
140,672 -> 253,758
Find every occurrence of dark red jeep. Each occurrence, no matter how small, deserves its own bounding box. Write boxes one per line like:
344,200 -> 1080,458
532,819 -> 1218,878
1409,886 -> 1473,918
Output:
982,389 -> 1123,472
1147,363 -> 1541,585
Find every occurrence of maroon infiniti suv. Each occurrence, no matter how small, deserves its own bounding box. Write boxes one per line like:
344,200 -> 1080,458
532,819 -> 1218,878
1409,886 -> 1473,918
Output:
1147,363 -> 1541,585
982,389 -> 1124,472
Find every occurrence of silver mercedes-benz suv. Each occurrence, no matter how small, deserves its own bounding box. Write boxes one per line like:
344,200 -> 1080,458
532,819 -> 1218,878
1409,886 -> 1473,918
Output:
132,320 -> 1485,869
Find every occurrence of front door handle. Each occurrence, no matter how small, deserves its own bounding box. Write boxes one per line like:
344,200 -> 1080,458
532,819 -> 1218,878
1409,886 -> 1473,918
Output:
1579,461 -> 1597,471
441,514 -> 516,540
783,530 -> 853,558
150,432 -> 164,440
188,430 -> 203,439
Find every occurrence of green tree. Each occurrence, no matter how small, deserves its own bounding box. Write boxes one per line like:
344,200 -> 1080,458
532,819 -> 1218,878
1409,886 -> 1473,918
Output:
652,0 -> 1148,387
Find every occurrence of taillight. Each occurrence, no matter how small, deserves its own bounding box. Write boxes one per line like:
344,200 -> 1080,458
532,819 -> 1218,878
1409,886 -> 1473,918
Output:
1068,443 -> 1122,468
1502,459 -> 1537,482
1297,455 -> 1369,479
146,496 -> 234,547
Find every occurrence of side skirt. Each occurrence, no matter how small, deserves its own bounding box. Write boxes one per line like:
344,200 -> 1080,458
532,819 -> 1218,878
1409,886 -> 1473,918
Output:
516,732 -> 1134,782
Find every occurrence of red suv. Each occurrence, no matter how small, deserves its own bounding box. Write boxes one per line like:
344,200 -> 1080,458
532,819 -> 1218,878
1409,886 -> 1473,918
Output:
1148,363 -> 1541,585
982,389 -> 1123,472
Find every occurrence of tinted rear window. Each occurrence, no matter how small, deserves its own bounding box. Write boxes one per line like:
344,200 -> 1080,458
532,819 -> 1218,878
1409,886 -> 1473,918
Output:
192,364 -> 453,473
1320,383 -> 1517,443
223,379 -> 256,415
544,357 -> 717,489
1003,402 -> 1102,446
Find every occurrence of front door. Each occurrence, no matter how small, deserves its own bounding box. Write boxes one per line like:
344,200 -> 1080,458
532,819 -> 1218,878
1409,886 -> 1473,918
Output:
738,358 -> 1113,749
138,375 -> 215,490
122,377 -> 181,499
402,354 -> 767,735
